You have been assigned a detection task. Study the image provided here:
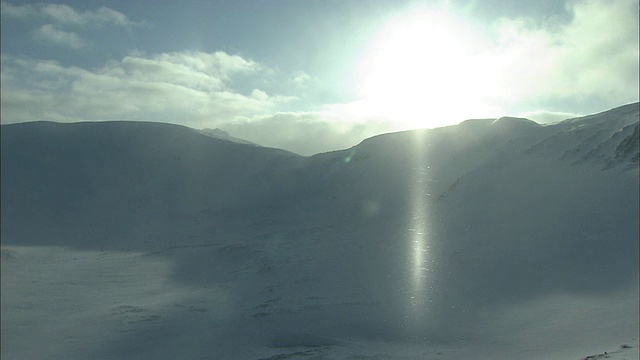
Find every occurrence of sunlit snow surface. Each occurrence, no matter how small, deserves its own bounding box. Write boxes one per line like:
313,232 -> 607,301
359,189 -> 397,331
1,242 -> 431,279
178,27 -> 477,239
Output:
2,246 -> 638,359
2,104 -> 639,359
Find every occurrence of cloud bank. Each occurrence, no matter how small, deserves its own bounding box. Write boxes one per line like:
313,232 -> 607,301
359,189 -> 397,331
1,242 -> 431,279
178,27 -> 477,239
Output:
221,112 -> 394,155
485,0 -> 639,113
1,51 -> 294,126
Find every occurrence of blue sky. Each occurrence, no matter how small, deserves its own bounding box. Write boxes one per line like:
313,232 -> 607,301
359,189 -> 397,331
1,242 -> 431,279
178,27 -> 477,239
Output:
1,0 -> 638,155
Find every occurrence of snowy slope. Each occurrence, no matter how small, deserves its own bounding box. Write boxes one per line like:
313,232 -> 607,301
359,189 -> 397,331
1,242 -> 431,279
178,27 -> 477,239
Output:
198,127 -> 259,146
2,103 -> 639,359
1,121 -> 303,249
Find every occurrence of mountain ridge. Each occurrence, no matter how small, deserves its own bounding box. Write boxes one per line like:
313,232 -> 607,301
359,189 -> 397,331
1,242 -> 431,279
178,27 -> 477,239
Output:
1,102 -> 638,359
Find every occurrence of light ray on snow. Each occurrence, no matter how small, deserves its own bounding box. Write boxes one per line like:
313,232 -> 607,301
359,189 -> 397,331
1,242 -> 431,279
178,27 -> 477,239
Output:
407,130 -> 433,327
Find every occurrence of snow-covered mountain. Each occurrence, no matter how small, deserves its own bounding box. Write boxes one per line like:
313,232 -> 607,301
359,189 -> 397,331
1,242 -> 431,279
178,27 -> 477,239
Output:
198,127 -> 259,146
2,103 -> 639,359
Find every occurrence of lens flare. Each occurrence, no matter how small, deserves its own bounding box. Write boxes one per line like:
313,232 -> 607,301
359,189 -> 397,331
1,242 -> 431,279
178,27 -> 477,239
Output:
407,130 -> 432,326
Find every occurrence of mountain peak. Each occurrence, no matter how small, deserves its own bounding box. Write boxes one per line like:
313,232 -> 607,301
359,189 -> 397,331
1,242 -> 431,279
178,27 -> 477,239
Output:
198,128 -> 257,145
492,116 -> 541,127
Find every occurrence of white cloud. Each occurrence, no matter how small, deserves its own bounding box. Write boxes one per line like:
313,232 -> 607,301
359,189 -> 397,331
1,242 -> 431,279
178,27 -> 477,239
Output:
0,52 -> 295,127
41,4 -> 133,27
149,51 -> 263,82
1,1 -> 35,17
33,24 -> 87,49
251,89 -> 269,101
290,71 -> 314,87
484,0 -> 639,111
0,1 -> 141,28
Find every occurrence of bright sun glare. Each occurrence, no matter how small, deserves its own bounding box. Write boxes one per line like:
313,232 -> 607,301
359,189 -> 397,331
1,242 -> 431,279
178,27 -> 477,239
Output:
358,6 -> 495,129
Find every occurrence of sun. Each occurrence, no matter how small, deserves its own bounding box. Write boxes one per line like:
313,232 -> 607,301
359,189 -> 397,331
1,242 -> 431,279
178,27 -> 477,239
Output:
356,6 -> 493,129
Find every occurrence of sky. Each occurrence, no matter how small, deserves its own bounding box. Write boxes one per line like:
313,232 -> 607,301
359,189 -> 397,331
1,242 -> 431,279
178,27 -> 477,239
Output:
1,0 -> 639,155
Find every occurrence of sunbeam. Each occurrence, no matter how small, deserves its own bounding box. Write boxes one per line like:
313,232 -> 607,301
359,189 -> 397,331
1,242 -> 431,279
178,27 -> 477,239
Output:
406,130 -> 433,328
